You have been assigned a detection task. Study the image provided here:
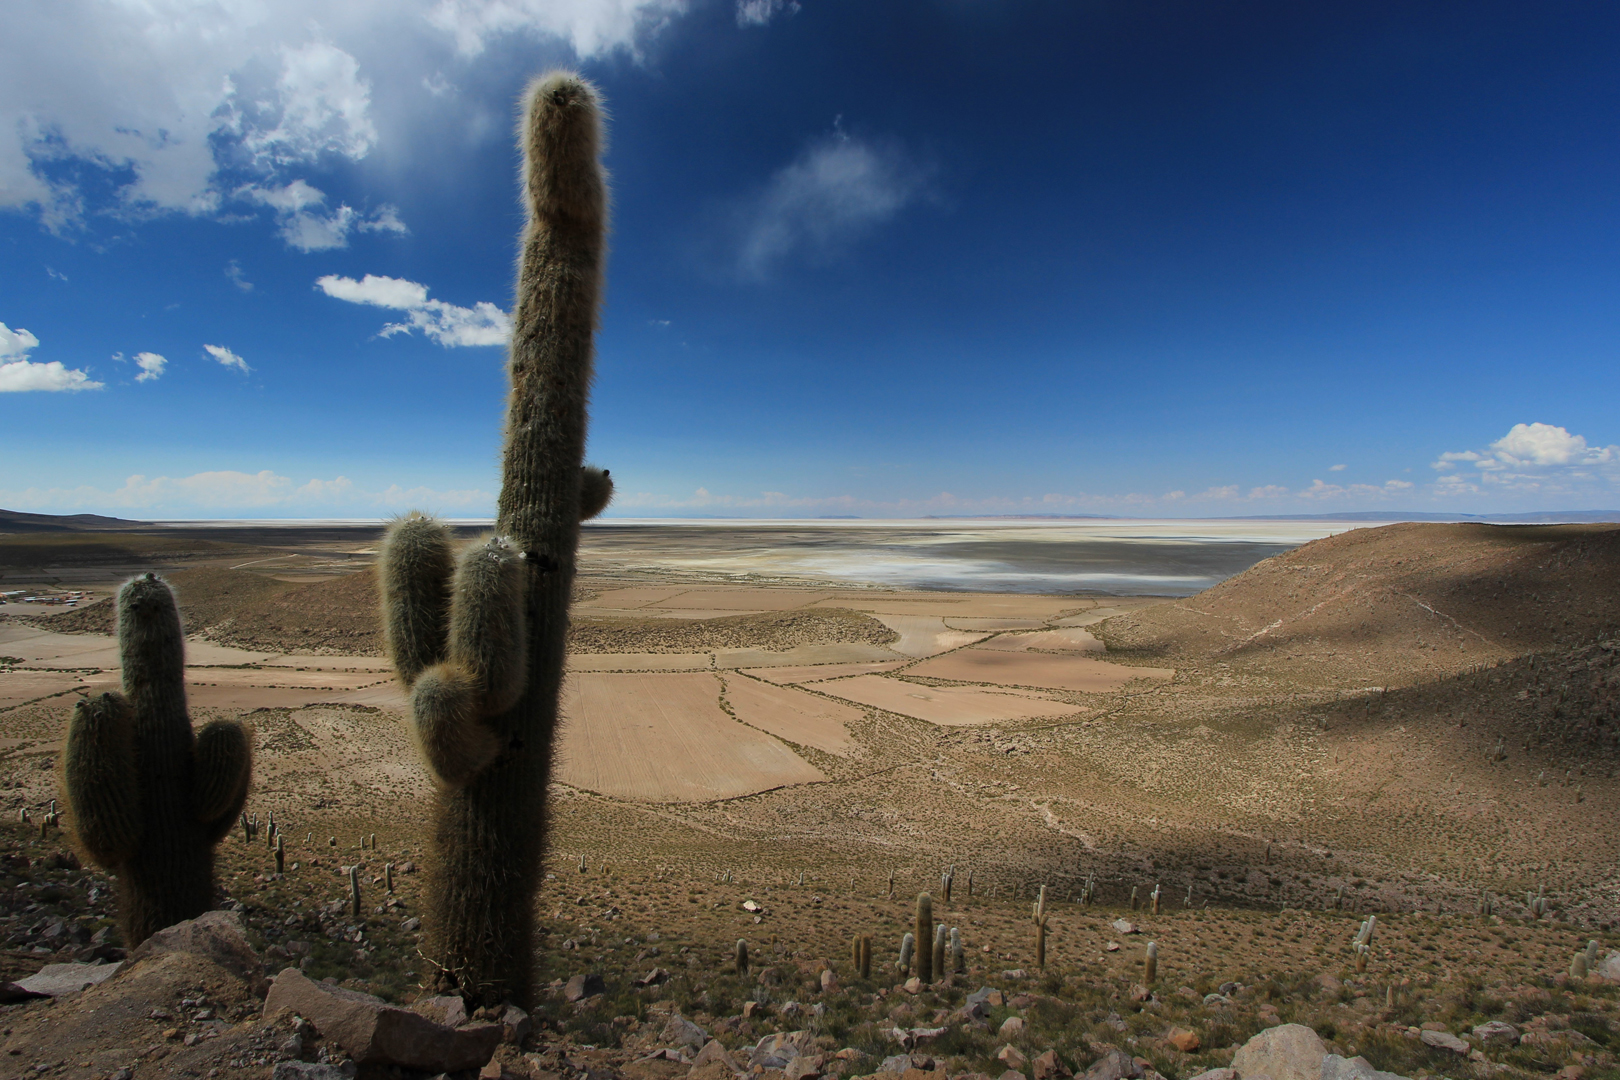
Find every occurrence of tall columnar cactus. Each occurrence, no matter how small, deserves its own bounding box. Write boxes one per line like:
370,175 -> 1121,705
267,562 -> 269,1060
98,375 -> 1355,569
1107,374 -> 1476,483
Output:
61,574 -> 252,945
378,71 -> 613,1009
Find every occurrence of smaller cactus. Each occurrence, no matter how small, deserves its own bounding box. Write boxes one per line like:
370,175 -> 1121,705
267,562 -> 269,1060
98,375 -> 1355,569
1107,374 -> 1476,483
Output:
1150,883 -> 1160,915
950,926 -> 964,974
1130,885 -> 1139,910
736,938 -> 749,976
385,862 -> 395,893
350,866 -> 362,918
899,931 -> 915,973
915,893 -> 934,982
1586,939 -> 1601,968
887,869 -> 894,898
1035,916 -> 1048,970
932,923 -> 947,982
1571,951 -> 1589,979
1144,941 -> 1158,984
1355,942 -> 1369,973
941,869 -> 952,903
1352,915 -> 1377,949
274,835 -> 284,875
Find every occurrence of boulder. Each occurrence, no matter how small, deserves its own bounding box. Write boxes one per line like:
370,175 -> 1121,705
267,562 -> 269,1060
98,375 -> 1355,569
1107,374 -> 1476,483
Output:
1000,1017 -> 1026,1037
411,995 -> 469,1028
500,1003 -> 532,1045
1165,1028 -> 1200,1053
693,1039 -> 740,1071
999,1072 -> 1028,1080
14,961 -> 122,997
1111,920 -> 1137,935
264,967 -> 500,1072
821,970 -> 838,994
663,1012 -> 710,1051
565,973 -> 607,1002
880,1054 -> 914,1074
1418,1030 -> 1467,1055
786,1053 -> 826,1080
998,1046 -> 1028,1072
751,1030 -> 814,1068
1185,1071 -> 1235,1080
1031,1049 -> 1070,1079
1082,1049 -> 1141,1080
128,911 -> 263,989
1230,1025 -> 1328,1080
1319,1055 -> 1408,1080
968,987 -> 1005,1009
1471,1021 -> 1519,1048
1598,951 -> 1620,982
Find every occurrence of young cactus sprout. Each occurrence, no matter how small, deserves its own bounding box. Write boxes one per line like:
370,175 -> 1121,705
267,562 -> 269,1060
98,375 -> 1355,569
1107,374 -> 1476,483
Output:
61,574 -> 252,946
915,893 -> 934,983
1151,883 -> 1161,915
1130,885 -> 1139,911
899,931 -> 915,974
379,71 -> 614,1009
1144,941 -> 1158,984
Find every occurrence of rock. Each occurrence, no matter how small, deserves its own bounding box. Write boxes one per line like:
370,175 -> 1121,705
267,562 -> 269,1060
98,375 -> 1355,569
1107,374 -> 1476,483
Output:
1082,1049 -> 1141,1080
693,1040 -> 739,1070
273,1063 -> 357,1080
1000,1072 -> 1029,1080
1598,952 -> 1620,982
1314,975 -> 1342,994
786,1053 -> 826,1080
1202,994 -> 1229,1006
264,967 -> 501,1072
1111,920 -> 1137,935
663,1013 -> 711,1051
1000,1017 -> 1025,1037
401,917 -> 421,933
821,969 -> 838,993
882,1054 -> 914,1074
904,977 -> 922,994
1002,969 -> 1028,979
1165,1028 -> 1200,1053
751,1030 -> 814,1068
1418,1030 -> 1467,1055
500,1003 -> 532,1045
1230,1024 -> 1328,1080
968,987 -> 1006,1009
1129,985 -> 1152,1003
14,961 -> 122,997
127,910 -> 263,989
1471,1021 -> 1519,1047
1105,943 -> 1120,952
273,1064 -> 357,1080
742,900 -> 764,913
1185,1071 -> 1235,1080
0,981 -> 48,1004
1318,1055 -> 1407,1080
1031,1049 -> 1069,1079
565,973 -> 607,1002
638,968 -> 670,987
412,995 -> 469,1028
998,1046 -> 1028,1072
742,1001 -> 765,1019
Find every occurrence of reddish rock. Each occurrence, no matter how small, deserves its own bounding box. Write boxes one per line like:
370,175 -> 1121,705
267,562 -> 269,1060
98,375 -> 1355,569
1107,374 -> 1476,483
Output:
1166,1028 -> 1200,1053
264,967 -> 501,1072
1031,1049 -> 1070,1079
998,1046 -> 1028,1072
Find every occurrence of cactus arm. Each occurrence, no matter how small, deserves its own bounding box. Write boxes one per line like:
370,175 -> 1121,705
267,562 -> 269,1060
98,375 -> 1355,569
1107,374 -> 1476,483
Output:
410,663 -> 503,788
61,692 -> 142,867
380,513 -> 456,690
447,538 -> 529,716
192,719 -> 252,839
579,466 -> 613,521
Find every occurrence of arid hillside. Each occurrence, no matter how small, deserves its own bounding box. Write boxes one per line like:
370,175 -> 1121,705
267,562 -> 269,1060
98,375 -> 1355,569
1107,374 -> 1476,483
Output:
1098,523 -> 1620,687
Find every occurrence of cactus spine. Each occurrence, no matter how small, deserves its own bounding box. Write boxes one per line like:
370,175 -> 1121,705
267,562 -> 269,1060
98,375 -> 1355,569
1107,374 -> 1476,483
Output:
61,574 -> 252,946
379,71 -> 612,1009
915,893 -> 934,983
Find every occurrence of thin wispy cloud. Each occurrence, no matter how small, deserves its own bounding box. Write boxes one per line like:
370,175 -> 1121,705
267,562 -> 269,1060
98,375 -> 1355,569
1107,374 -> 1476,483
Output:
204,344 -> 252,374
0,322 -> 101,392
736,0 -> 800,27
0,470 -> 492,515
225,260 -> 253,292
738,126 -> 929,276
427,0 -> 690,57
317,273 -> 512,347
238,181 -> 406,253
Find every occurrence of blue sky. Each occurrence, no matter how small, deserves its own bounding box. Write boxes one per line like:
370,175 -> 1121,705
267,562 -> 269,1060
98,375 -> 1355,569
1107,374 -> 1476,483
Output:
4,0 -> 1620,519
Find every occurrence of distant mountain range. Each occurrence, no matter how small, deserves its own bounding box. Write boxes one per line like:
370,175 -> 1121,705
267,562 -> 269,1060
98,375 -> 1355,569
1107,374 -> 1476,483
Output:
929,510 -> 1620,523
0,508 -> 153,532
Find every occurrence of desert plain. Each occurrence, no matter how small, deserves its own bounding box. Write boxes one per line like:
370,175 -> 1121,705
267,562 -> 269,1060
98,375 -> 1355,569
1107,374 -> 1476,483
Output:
0,516 -> 1617,1080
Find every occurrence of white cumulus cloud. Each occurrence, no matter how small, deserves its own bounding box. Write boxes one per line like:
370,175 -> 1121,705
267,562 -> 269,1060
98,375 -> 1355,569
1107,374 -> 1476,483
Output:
0,322 -> 102,392
1431,422 -> 1620,496
134,352 -> 167,382
738,127 -> 928,275
317,273 -> 511,347
204,344 -> 251,374
238,181 -> 406,253
427,0 -> 690,58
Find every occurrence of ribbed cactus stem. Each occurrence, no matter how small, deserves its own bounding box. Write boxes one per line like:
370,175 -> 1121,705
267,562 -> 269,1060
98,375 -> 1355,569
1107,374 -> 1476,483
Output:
932,922 -> 947,982
275,835 -> 285,875
1144,941 -> 1158,984
61,574 -> 251,946
735,938 -> 749,975
915,893 -> 934,983
380,71 -> 612,1010
950,927 -> 963,974
899,931 -> 915,973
